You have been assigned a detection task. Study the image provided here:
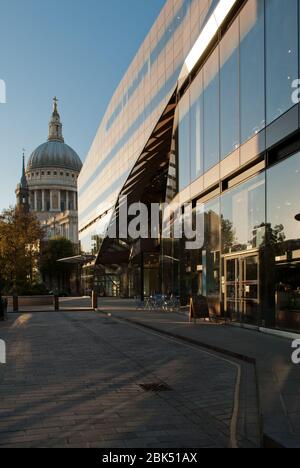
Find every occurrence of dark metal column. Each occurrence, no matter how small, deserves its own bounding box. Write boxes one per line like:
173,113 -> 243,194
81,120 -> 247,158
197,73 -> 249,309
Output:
140,252 -> 144,302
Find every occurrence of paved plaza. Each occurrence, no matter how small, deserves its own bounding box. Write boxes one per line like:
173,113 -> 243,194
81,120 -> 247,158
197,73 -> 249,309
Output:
0,308 -> 259,448
98,299 -> 300,448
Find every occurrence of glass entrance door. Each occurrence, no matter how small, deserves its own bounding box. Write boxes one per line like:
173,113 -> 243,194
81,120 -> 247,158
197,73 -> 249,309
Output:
224,253 -> 260,324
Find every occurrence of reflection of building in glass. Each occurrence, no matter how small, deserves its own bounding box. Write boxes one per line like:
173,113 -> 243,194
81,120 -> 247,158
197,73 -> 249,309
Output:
79,0 -> 300,331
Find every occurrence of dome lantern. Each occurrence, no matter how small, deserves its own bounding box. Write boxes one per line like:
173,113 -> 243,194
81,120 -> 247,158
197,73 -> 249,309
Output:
27,98 -> 82,173
48,96 -> 64,142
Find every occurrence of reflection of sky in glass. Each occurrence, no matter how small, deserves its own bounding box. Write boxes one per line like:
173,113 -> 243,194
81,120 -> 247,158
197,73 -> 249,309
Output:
231,178 -> 265,247
220,20 -> 239,159
240,0 -> 265,144
266,0 -> 298,124
204,48 -> 220,171
178,90 -> 191,191
221,173 -> 265,252
79,211 -> 113,255
267,152 -> 300,242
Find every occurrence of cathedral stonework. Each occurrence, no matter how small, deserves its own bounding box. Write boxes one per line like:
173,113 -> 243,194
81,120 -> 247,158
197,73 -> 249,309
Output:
16,98 -> 82,244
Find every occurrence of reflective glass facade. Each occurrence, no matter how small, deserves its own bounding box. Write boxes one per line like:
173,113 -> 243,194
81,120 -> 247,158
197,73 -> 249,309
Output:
265,153 -> 300,330
170,0 -> 300,332
79,0 -> 300,332
79,0 -> 217,253
178,0 -> 300,191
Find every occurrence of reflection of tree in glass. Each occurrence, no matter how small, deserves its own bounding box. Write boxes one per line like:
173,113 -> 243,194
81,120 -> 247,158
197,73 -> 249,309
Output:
253,223 -> 286,253
205,210 -> 219,250
221,217 -> 236,252
264,224 -> 286,249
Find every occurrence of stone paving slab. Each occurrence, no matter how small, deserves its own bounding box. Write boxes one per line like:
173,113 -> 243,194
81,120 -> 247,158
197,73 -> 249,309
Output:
97,298 -> 300,448
0,310 -> 259,448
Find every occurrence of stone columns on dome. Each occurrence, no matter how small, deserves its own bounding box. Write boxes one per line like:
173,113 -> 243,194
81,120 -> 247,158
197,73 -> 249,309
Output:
34,190 -> 37,211
58,191 -> 61,212
42,190 -> 45,212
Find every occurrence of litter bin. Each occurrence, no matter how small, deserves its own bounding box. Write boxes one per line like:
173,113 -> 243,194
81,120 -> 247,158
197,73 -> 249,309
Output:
0,296 -> 8,321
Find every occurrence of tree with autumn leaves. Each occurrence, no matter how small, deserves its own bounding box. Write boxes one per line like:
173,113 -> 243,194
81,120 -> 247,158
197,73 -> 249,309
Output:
0,206 -> 45,294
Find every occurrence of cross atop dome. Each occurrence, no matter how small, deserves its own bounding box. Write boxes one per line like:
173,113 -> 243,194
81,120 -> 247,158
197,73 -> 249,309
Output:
53,96 -> 58,113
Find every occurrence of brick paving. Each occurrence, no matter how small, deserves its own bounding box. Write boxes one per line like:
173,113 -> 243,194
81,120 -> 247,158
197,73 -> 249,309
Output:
98,298 -> 300,448
0,311 -> 259,448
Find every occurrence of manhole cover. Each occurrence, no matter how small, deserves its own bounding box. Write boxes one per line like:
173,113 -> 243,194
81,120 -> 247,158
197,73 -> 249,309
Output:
139,382 -> 172,392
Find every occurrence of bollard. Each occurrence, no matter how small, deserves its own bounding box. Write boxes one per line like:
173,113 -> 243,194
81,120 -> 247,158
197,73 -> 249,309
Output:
0,297 -> 4,321
13,294 -> 18,313
92,291 -> 98,310
54,294 -> 59,311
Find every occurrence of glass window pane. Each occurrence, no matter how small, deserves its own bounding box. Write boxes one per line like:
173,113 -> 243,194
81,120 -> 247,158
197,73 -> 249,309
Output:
178,90 -> 191,191
220,20 -> 239,159
266,152 -> 300,331
266,0 -> 298,124
267,153 -> 300,245
202,198 -> 220,298
190,70 -> 204,181
240,0 -> 265,144
221,173 -> 266,255
204,48 -> 220,172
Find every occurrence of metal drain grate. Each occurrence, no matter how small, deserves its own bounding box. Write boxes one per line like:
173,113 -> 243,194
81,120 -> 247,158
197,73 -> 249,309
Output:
139,382 -> 172,393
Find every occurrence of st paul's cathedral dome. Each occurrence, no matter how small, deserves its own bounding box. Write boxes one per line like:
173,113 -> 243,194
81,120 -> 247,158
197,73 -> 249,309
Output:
16,97 -> 82,244
27,97 -> 82,173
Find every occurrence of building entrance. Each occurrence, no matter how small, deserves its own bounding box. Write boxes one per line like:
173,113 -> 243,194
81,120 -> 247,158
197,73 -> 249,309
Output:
224,252 -> 260,325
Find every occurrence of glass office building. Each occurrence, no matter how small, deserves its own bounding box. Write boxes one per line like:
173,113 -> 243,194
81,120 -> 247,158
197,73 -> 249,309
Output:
79,0 -> 300,332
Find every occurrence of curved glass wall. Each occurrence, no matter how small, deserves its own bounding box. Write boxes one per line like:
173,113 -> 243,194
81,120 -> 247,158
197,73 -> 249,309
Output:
79,0 -> 300,326
79,0 -> 220,253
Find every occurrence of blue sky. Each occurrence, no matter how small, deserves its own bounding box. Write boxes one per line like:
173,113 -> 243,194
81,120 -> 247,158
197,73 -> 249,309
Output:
0,0 -> 166,211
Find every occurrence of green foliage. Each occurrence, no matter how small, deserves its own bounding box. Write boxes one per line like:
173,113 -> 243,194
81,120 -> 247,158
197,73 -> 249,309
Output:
40,237 -> 76,277
17,283 -> 50,296
0,206 -> 45,294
